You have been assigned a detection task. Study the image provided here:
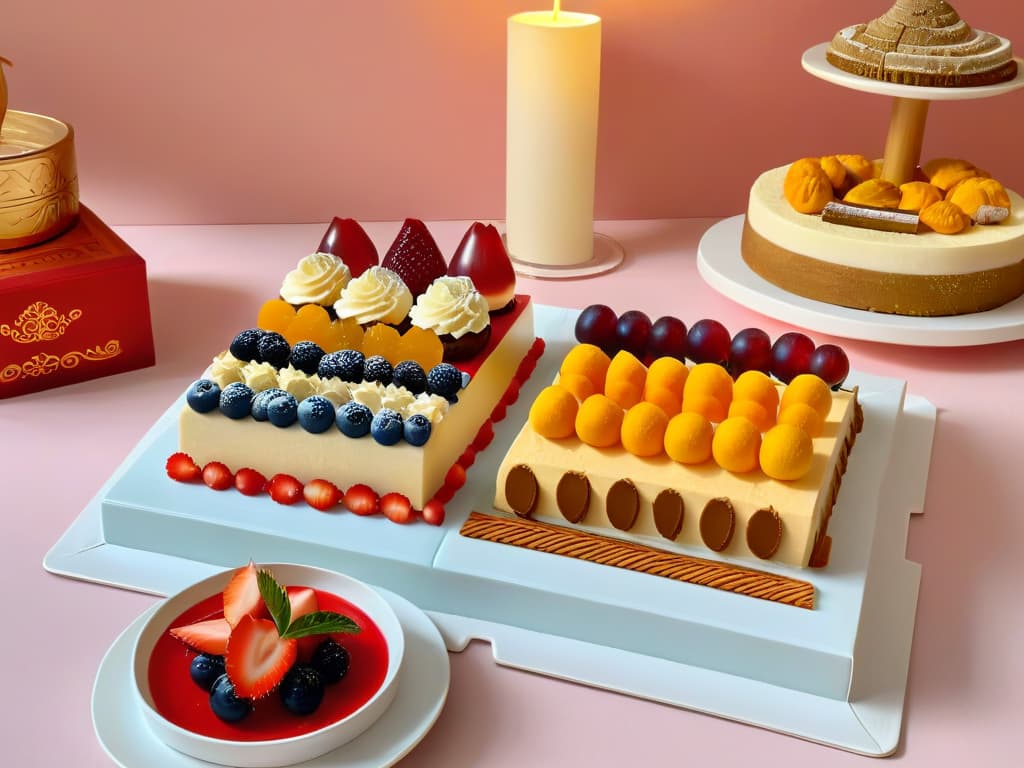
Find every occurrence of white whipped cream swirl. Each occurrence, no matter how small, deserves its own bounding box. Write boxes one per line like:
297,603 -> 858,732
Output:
409,276 -> 490,339
280,252 -> 350,305
333,266 -> 412,325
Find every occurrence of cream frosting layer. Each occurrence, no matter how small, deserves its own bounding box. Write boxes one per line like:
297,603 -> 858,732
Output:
180,299 -> 535,509
333,266 -> 413,326
279,252 -> 350,306
494,383 -> 858,568
409,276 -> 490,339
746,165 -> 1024,275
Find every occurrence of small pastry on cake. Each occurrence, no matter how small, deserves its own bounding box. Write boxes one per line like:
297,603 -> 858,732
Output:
333,265 -> 413,330
826,0 -> 1017,87
409,275 -> 491,361
279,252 -> 351,317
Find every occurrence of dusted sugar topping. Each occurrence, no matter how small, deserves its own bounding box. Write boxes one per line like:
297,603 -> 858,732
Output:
240,361 -> 279,392
334,266 -> 413,326
280,252 -> 351,306
409,276 -> 490,339
826,0 -> 1017,87
209,351 -> 245,389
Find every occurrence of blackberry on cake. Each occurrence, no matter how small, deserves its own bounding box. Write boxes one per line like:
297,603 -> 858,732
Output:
229,328 -> 265,362
288,341 -> 326,375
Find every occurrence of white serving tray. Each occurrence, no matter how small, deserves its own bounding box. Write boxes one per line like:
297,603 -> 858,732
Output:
697,215 -> 1024,346
45,305 -> 932,756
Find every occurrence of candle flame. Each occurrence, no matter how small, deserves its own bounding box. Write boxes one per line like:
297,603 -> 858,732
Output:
552,0 -> 560,21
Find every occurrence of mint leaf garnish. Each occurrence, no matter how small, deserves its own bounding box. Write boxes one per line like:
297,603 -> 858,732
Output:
281,611 -> 360,640
257,569 -> 291,636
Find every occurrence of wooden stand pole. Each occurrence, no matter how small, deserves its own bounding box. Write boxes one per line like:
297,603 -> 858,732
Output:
880,96 -> 931,185
0,57 -> 10,136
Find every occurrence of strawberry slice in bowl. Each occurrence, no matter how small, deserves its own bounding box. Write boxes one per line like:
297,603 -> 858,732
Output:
132,563 -> 404,767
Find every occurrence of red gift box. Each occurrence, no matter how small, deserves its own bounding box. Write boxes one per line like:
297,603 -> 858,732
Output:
0,205 -> 155,398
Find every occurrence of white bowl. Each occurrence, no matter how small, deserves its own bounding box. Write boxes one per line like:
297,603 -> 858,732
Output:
131,563 -> 404,767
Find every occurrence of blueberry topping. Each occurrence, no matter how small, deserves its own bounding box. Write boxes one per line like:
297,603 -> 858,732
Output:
257,332 -> 291,368
279,665 -> 325,716
251,387 -> 289,421
219,382 -> 255,419
363,355 -> 394,386
319,349 -> 365,382
209,674 -> 251,722
189,654 -> 225,691
297,395 -> 336,433
289,341 -> 326,375
403,413 -> 432,446
311,639 -> 350,684
370,408 -> 404,446
266,393 -> 299,427
426,363 -> 463,399
392,360 -> 427,395
461,371 -> 472,389
229,329 -> 265,362
186,379 -> 221,413
335,401 -> 373,438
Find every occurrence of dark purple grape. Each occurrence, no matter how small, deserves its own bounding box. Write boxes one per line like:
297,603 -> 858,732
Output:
687,319 -> 731,366
809,344 -> 850,388
574,304 -> 619,354
729,328 -> 773,376
615,310 -> 652,358
771,332 -> 815,383
647,316 -> 688,362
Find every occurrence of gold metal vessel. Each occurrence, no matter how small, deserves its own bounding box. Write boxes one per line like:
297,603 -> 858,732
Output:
0,109 -> 80,251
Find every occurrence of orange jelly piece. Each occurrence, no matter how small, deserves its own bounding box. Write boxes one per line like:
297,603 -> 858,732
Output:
257,299 -> 296,334
363,324 -> 403,364
284,304 -> 333,348
397,327 -> 444,370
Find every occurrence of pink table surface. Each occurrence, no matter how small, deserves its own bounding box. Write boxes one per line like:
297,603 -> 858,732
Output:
4,217 -> 1022,766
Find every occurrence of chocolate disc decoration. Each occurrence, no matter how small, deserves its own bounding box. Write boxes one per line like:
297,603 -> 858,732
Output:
556,471 -> 591,524
699,497 -> 735,552
606,478 -> 639,531
746,506 -> 783,559
653,489 -> 685,540
505,464 -> 539,518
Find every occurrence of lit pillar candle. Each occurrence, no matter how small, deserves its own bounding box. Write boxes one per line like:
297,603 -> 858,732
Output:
506,6 -> 601,267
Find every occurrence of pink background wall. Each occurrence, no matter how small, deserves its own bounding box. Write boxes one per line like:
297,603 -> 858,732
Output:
4,0 -> 1023,225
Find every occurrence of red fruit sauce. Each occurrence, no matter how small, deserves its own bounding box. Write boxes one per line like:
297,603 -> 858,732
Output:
148,588 -> 389,742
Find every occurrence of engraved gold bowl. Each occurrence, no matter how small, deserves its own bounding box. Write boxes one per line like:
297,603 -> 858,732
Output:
0,110 -> 79,252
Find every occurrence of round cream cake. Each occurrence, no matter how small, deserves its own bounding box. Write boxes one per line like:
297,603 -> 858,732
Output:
742,165 -> 1024,316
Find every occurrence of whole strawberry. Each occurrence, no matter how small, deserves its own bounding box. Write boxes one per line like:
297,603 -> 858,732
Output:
381,218 -> 447,297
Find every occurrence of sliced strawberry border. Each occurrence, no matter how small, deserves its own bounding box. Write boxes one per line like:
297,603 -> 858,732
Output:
167,337 -> 546,527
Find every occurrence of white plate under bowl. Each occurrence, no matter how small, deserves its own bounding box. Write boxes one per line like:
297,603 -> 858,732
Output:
130,564 -> 406,768
96,586 -> 447,768
697,215 -> 1024,347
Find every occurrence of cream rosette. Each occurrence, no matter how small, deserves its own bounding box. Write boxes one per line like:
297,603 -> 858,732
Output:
409,276 -> 489,339
333,266 -> 413,326
280,252 -> 351,306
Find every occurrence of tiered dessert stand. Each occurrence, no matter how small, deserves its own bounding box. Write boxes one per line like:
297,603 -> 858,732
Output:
697,44 -> 1024,346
